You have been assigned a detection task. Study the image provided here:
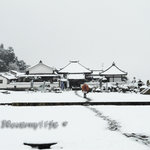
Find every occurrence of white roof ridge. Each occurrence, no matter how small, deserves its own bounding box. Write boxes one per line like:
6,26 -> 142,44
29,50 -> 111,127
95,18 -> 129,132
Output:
101,62 -> 127,75
26,61 -> 54,71
59,61 -> 91,74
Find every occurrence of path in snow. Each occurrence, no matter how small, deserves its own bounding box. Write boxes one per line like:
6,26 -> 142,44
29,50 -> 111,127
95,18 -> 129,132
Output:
74,91 -> 92,102
85,106 -> 150,147
75,91 -> 150,147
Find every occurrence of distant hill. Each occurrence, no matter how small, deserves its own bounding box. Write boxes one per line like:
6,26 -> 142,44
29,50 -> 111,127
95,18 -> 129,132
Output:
0,43 -> 28,72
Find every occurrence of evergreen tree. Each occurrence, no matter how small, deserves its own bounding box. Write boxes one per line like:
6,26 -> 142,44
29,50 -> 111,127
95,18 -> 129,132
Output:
0,43 -> 28,72
0,59 -> 8,72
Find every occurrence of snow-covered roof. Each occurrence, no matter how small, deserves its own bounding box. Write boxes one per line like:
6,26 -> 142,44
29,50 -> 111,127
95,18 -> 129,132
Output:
60,78 -> 68,81
10,70 -> 25,77
67,74 -> 85,79
91,70 -> 102,76
100,62 -> 127,75
26,61 -> 55,74
90,76 -> 103,79
0,72 -> 17,80
91,70 -> 103,75
18,74 -> 60,77
59,61 -> 91,74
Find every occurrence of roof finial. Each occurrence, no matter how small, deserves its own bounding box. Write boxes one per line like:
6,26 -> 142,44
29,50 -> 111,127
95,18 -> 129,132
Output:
112,62 -> 115,66
39,60 -> 42,63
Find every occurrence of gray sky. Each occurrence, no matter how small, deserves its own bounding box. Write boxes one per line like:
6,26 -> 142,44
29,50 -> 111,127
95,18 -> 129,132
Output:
0,0 -> 150,81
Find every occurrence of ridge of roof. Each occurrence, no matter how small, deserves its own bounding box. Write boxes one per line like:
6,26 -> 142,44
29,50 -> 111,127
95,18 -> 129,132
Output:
59,62 -> 71,72
78,62 -> 91,72
59,61 -> 91,73
100,62 -> 127,75
26,61 -> 54,71
0,72 -> 17,80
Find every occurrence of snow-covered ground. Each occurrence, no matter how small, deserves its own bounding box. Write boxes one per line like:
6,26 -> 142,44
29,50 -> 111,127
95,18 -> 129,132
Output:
0,106 -> 149,150
93,106 -> 150,134
0,90 -> 150,149
0,90 -> 150,103
78,91 -> 150,102
0,91 -> 84,103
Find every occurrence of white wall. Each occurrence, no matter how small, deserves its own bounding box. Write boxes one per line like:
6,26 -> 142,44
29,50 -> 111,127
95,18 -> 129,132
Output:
0,76 -> 7,89
6,82 -> 59,89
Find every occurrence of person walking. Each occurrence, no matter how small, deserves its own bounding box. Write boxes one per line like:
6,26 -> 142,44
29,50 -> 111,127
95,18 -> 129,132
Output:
82,84 -> 90,98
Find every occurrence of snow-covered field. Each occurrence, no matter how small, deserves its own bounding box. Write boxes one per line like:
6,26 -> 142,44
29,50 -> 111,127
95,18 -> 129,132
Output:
93,106 -> 150,134
0,91 -> 84,103
0,90 -> 150,103
84,91 -> 150,102
0,91 -> 150,150
0,106 -> 150,150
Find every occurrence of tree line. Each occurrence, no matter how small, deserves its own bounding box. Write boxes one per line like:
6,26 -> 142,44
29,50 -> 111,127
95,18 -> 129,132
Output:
0,43 -> 28,72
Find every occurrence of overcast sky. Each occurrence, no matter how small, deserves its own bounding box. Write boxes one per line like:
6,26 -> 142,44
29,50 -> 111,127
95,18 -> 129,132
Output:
0,0 -> 150,81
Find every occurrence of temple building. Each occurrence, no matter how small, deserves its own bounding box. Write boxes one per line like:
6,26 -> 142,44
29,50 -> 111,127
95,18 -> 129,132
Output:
100,62 -> 128,82
58,61 -> 92,88
88,70 -> 103,80
0,72 -> 17,89
0,61 -> 60,90
18,60 -> 60,83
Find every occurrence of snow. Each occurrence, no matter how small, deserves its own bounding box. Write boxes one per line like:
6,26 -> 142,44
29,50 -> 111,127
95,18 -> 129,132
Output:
0,91 -> 150,149
101,64 -> 127,75
0,90 -> 150,103
26,61 -> 54,74
0,91 -> 85,103
0,106 -> 149,150
60,79 -> 68,81
91,70 -> 102,75
67,74 -> 85,79
10,70 -> 25,77
59,61 -> 91,74
93,106 -> 150,134
77,91 -> 150,102
88,70 -> 103,79
18,74 -> 59,77
0,72 -> 17,80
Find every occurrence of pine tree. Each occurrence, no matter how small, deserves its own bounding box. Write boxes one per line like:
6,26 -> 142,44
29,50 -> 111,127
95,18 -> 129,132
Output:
0,43 -> 28,72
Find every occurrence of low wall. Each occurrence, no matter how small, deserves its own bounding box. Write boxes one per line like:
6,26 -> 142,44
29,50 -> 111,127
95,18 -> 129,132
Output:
6,82 -> 59,90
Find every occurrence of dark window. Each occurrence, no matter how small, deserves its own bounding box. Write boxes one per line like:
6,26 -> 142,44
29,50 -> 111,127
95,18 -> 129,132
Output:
0,80 -> 3,84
